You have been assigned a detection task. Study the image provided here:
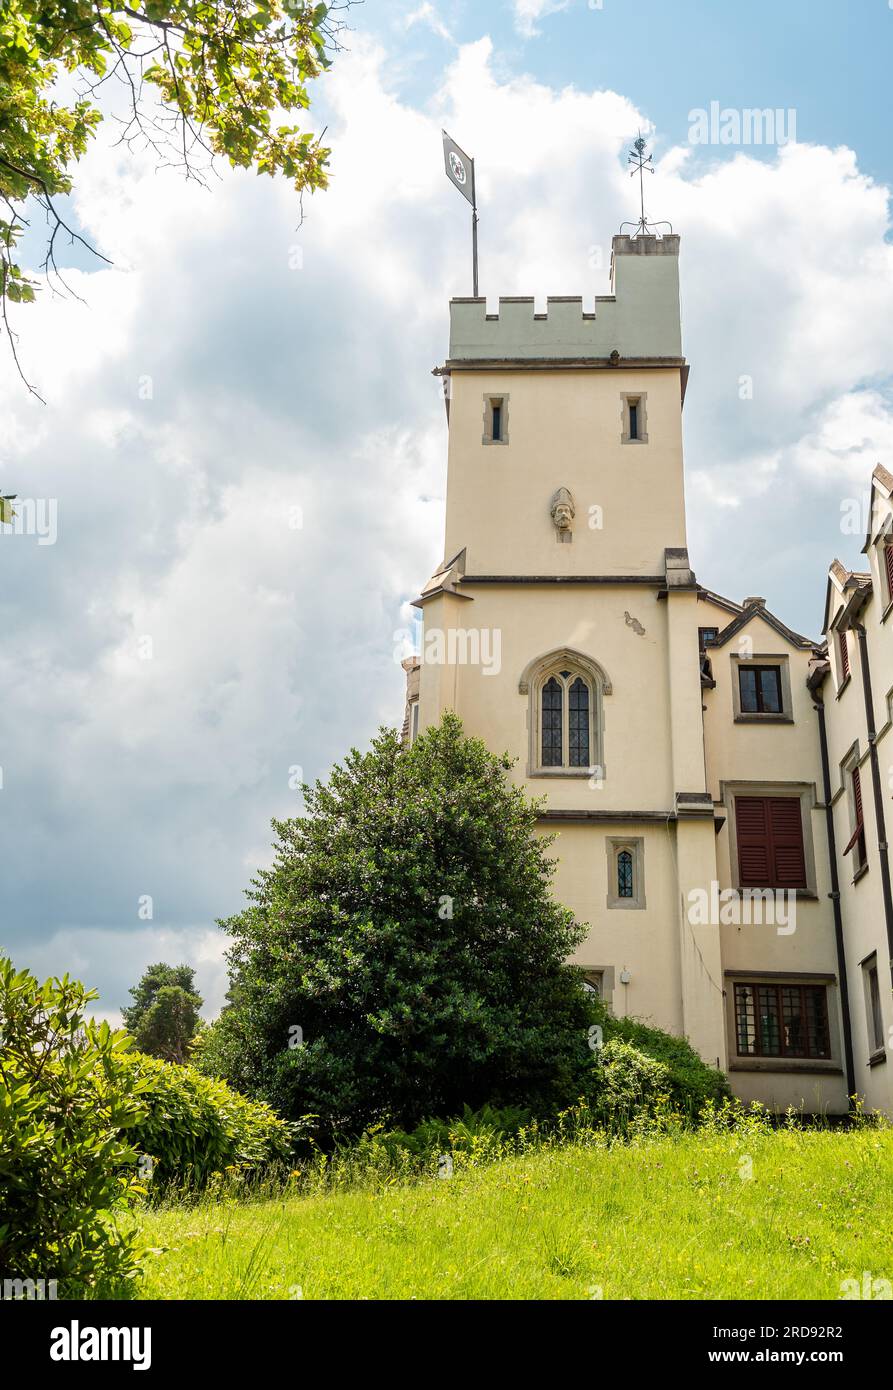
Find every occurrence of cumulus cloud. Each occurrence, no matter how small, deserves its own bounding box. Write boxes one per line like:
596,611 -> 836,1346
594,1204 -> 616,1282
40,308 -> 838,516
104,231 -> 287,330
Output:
512,0 -> 571,39
1,28 -> 891,1015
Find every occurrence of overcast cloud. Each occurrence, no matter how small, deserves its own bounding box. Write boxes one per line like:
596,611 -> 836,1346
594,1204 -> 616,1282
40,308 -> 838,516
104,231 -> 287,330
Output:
1,22 -> 890,1021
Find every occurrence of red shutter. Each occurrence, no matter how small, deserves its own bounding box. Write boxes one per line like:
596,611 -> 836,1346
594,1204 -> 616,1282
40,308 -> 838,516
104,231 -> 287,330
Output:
838,631 -> 850,680
736,796 -> 807,889
736,797 -> 772,887
853,765 -> 863,823
768,797 -> 808,889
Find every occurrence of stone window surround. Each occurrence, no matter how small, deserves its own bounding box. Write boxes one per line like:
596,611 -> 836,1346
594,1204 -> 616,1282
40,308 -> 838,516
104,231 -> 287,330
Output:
606,836 -> 646,910
582,966 -> 615,1006
482,392 -> 509,445
723,970 -> 843,1074
519,647 -> 611,779
719,780 -> 819,898
730,652 -> 794,724
620,391 -> 648,445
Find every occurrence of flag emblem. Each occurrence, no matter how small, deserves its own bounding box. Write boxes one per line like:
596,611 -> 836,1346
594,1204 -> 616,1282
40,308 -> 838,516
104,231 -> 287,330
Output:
442,130 -> 475,206
449,151 -> 467,185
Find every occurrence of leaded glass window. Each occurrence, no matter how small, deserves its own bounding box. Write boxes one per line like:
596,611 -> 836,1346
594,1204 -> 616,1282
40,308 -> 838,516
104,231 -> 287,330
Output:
568,677 -> 590,767
538,668 -> 594,771
541,676 -> 563,766
617,849 -> 634,898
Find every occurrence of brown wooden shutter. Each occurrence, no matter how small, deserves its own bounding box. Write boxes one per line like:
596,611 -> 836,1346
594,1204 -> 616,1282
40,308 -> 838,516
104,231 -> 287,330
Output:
838,630 -> 850,680
768,797 -> 808,889
853,765 -> 864,823
736,797 -> 772,887
736,796 -> 807,889
885,543 -> 893,600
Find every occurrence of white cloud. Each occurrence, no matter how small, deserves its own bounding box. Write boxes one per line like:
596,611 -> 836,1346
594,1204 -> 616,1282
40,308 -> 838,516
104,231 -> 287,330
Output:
512,0 -> 571,39
1,30 -> 891,1009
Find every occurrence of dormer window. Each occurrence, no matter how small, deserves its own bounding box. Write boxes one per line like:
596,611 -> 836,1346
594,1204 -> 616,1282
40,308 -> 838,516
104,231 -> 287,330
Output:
731,655 -> 793,722
739,664 -> 782,714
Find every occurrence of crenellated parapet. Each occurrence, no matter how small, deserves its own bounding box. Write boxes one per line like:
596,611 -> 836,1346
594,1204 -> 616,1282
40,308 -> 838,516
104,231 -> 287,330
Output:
448,234 -> 682,363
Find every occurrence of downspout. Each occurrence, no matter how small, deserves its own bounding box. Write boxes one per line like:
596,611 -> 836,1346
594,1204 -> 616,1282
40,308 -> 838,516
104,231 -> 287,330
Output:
854,623 -> 893,986
810,679 -> 856,1100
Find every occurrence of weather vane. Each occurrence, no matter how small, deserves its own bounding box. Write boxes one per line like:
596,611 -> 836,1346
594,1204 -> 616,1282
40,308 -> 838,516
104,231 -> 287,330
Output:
620,133 -> 673,237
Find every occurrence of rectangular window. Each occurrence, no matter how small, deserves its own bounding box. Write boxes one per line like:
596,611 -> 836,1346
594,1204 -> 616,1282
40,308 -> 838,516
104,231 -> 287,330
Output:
628,401 -> 639,440
409,701 -> 420,745
838,630 -> 850,682
734,982 -> 830,1059
606,837 -> 645,910
698,627 -> 719,652
491,402 -> 502,441
738,665 -> 783,714
864,956 -> 884,1053
735,796 -> 807,890
843,762 -> 867,871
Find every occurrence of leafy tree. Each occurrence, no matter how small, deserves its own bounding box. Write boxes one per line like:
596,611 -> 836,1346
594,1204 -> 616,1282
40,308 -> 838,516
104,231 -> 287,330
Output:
199,713 -> 597,1144
0,1 -> 347,397
122,960 -> 204,1063
0,956 -> 150,1295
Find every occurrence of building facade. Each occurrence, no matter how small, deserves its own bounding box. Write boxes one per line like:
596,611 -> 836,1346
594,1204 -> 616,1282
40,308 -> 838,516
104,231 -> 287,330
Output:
405,233 -> 893,1116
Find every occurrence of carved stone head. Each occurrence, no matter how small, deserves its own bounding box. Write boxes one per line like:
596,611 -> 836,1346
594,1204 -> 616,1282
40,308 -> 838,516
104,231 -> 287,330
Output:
550,486 -> 576,532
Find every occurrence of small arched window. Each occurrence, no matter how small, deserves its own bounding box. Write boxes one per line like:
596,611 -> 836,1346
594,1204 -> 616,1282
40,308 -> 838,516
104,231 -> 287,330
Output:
617,850 -> 634,899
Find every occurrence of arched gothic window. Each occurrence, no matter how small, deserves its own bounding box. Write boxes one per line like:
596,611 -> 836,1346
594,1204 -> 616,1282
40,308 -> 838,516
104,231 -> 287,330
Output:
519,649 -> 611,779
540,669 -> 591,768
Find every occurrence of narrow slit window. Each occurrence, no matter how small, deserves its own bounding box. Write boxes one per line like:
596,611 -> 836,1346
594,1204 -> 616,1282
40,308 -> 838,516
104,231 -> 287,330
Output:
628,400 -> 639,440
491,401 -> 502,441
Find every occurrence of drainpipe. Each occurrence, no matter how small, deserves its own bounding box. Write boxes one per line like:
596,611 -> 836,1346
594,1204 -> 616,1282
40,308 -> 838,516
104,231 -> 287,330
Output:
854,623 -> 893,986
811,681 -> 856,1100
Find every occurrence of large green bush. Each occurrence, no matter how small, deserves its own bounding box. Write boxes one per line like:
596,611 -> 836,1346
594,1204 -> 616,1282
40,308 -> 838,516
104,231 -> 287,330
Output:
0,958 -> 150,1296
597,1007 -> 730,1115
201,714 -> 595,1144
121,1052 -> 294,1191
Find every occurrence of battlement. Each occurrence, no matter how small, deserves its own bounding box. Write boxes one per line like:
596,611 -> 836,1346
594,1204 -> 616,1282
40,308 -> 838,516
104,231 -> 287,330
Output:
448,234 -> 682,363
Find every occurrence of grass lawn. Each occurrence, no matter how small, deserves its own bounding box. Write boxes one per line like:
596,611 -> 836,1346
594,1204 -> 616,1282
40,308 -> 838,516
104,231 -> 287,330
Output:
134,1126 -> 893,1300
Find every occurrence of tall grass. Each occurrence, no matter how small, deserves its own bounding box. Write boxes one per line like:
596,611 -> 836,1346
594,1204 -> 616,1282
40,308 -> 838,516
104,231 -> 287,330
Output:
127,1103 -> 893,1301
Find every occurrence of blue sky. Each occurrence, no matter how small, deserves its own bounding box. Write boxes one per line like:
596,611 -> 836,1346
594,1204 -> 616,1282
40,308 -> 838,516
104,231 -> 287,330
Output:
1,0 -> 891,1020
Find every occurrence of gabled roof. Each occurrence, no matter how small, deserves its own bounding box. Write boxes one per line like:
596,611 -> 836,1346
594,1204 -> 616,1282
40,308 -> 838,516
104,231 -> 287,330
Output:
822,559 -> 871,635
709,598 -> 817,652
697,587 -> 744,618
862,463 -> 893,553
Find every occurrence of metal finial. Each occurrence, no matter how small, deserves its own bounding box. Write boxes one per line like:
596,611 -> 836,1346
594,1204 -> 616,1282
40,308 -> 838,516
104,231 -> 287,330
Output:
619,132 -> 673,238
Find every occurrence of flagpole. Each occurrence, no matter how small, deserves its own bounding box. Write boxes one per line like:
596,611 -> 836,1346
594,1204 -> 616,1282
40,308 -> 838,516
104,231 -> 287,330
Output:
471,160 -> 479,297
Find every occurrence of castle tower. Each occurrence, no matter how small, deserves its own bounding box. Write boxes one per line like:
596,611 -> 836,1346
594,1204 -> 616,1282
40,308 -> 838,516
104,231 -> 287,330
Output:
413,232 -> 728,1067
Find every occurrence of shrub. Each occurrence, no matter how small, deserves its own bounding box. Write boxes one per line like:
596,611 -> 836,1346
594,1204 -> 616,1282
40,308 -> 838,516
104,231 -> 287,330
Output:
588,1038 -> 675,1127
600,1011 -> 730,1115
202,714 -> 595,1144
120,1052 -> 294,1192
0,957 -> 150,1296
